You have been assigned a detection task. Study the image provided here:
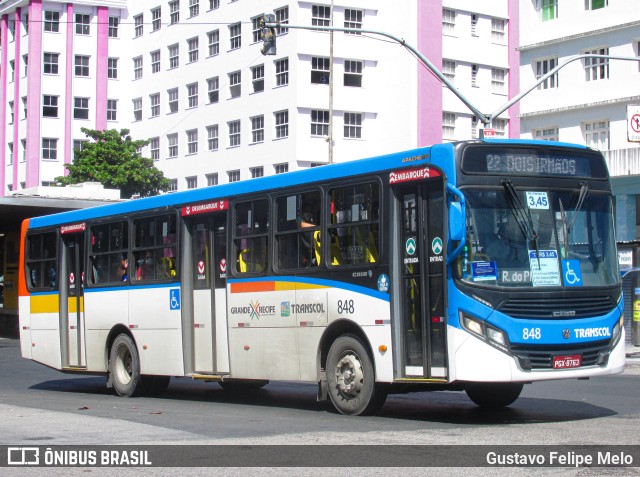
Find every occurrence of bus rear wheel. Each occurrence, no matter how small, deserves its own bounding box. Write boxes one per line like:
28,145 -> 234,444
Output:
466,383 -> 523,408
326,335 -> 387,416
109,334 -> 147,397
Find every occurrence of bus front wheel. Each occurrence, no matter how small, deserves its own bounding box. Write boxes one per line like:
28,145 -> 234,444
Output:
109,334 -> 146,397
465,383 -> 523,408
326,334 -> 386,416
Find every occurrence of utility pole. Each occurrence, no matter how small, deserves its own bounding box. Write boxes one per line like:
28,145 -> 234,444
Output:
328,0 -> 334,164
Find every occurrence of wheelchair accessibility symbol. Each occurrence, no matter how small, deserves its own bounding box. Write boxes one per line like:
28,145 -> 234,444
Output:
170,289 -> 181,310
561,260 -> 582,287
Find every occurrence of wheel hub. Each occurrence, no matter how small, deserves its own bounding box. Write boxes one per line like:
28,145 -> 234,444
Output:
335,354 -> 364,398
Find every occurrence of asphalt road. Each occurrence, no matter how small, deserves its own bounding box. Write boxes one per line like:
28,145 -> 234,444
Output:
1,335 -> 639,476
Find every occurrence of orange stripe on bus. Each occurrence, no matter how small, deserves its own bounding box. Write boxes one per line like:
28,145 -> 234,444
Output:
18,219 -> 30,297
230,281 -> 276,293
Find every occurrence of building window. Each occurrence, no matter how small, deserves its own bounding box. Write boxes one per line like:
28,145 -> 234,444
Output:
208,30 -> 219,56
206,173 -> 218,186
251,115 -> 264,143
150,93 -> 160,117
229,71 -> 241,98
584,121 -> 609,150
471,64 -> 478,87
471,116 -> 478,139
311,57 -> 330,84
207,125 -> 219,151
533,127 -> 559,141
151,50 -> 160,73
442,8 -> 456,35
107,99 -> 117,121
491,68 -> 506,94
274,163 -> 288,174
207,77 -> 219,103
539,0 -> 558,20
275,6 -> 289,35
585,0 -> 607,10
169,0 -> 180,24
167,133 -> 178,158
43,138 -> 58,160
442,59 -> 455,83
443,112 -> 456,138
187,82 -> 198,108
43,95 -> 58,117
74,97 -> 89,119
188,37 -> 199,63
23,55 -> 28,78
209,0 -> 220,10
189,0 -> 199,17
344,60 -> 362,87
150,137 -> 160,161
168,88 -> 179,113
251,65 -> 264,93
535,58 -> 557,89
186,176 -> 198,189
312,5 -> 330,27
74,55 -> 89,77
133,56 -> 143,79
43,52 -> 59,75
228,120 -> 241,147
133,98 -> 142,121
169,179 -> 178,191
344,9 -> 362,34
344,112 -> 362,139
76,13 -> 90,35
311,110 -> 329,136
275,57 -> 289,86
7,142 -> 13,165
252,15 -> 264,43
169,44 -> 179,69
229,23 -> 241,50
44,11 -> 60,32
134,14 -> 143,37
584,47 -> 609,81
471,14 -> 478,37
491,18 -> 506,43
109,17 -> 119,37
107,57 -> 118,79
73,140 -> 89,156
8,101 -> 13,124
22,96 -> 27,120
493,118 -> 508,137
228,170 -> 240,183
187,129 -> 198,154
275,110 -> 289,139
152,7 -> 162,31
251,167 -> 264,178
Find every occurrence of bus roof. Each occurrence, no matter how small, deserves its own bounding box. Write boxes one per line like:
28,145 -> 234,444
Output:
26,139 -> 593,230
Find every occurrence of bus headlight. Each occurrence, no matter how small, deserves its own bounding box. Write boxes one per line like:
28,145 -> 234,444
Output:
611,315 -> 624,347
460,312 -> 510,354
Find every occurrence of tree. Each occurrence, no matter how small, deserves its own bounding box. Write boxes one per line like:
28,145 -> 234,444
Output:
55,128 -> 170,199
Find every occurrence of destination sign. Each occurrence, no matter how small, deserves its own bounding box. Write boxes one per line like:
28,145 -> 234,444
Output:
461,146 -> 608,179
181,199 -> 228,216
60,223 -> 86,234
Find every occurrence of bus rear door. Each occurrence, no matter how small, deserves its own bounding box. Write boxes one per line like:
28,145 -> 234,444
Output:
183,201 -> 229,375
61,226 -> 86,368
391,170 -> 447,379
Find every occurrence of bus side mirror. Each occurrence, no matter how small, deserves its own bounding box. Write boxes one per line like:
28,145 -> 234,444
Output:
449,202 -> 465,242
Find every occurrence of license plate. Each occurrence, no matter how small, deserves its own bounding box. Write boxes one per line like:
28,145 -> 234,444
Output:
553,354 -> 582,369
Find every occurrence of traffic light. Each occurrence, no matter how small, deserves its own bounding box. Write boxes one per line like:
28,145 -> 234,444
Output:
260,14 -> 276,56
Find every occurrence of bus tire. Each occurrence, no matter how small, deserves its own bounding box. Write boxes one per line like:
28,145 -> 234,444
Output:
466,382 -> 523,408
109,334 -> 146,397
326,334 -> 386,416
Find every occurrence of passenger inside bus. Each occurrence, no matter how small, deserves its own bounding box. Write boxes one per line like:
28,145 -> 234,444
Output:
299,204 -> 320,267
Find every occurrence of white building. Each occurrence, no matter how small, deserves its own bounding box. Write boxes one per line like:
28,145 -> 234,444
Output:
0,0 -> 519,195
518,0 -> 640,241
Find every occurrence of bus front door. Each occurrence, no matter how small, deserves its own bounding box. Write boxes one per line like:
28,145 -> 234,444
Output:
62,234 -> 86,368
394,179 -> 447,379
190,214 -> 229,374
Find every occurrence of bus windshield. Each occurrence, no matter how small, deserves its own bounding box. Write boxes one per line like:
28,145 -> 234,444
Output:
459,187 -> 619,288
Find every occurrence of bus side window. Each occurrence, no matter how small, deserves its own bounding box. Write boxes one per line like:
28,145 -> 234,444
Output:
25,232 -> 58,290
234,199 -> 269,274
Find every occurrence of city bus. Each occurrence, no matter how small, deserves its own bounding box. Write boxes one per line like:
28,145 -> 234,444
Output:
18,139 -> 625,415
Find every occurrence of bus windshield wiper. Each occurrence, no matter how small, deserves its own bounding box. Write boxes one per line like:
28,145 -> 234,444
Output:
567,182 -> 589,235
558,198 -> 569,259
502,180 -> 540,268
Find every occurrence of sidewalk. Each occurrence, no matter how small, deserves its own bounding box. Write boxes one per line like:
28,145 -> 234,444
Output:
626,344 -> 640,365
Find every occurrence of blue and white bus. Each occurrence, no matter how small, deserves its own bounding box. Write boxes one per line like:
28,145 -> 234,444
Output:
18,139 -> 625,415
